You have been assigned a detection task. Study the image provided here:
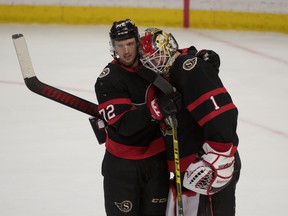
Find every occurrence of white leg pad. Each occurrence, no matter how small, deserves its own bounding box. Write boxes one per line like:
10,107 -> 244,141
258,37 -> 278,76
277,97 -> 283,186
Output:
166,184 -> 200,216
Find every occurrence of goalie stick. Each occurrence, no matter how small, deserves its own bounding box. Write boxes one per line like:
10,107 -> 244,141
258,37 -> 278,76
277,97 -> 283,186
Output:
137,69 -> 184,216
12,34 -> 107,144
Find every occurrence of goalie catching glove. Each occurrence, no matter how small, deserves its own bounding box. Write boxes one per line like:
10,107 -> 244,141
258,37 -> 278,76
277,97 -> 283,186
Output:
183,142 -> 235,195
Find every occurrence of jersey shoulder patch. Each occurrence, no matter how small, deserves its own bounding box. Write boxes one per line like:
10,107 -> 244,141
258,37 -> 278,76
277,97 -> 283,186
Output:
182,57 -> 197,71
99,67 -> 110,78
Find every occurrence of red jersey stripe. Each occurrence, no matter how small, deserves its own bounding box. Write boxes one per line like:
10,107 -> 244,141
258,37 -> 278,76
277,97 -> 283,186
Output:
187,87 -> 228,112
105,136 -> 166,160
98,98 -> 131,110
198,103 -> 237,126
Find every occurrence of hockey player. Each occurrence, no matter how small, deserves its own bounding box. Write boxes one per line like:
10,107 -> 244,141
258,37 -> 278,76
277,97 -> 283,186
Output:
94,20 -> 183,216
139,28 -> 241,216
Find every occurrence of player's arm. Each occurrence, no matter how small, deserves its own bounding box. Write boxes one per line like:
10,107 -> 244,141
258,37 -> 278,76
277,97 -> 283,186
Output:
95,77 -> 154,137
177,58 -> 238,194
181,46 -> 221,73
178,58 -> 238,147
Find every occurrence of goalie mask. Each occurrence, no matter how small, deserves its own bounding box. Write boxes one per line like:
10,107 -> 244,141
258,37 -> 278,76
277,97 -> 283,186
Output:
139,28 -> 178,76
109,19 -> 139,59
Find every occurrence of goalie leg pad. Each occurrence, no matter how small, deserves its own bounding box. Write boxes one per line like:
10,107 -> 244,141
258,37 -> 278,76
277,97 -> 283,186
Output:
166,183 -> 200,216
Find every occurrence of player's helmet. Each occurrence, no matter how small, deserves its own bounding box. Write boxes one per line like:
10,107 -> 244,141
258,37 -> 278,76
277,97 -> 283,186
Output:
109,19 -> 139,59
139,28 -> 178,76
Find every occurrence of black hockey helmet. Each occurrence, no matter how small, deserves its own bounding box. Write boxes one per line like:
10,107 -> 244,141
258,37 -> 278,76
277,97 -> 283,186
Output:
109,19 -> 139,42
109,19 -> 139,59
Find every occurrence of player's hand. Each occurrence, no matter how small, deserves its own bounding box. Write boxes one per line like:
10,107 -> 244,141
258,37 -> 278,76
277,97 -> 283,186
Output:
149,92 -> 182,121
196,49 -> 221,70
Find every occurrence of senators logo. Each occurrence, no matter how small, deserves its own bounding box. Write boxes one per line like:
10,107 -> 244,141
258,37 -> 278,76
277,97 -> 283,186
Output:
183,57 -> 197,71
99,68 -> 110,78
115,200 -> 133,213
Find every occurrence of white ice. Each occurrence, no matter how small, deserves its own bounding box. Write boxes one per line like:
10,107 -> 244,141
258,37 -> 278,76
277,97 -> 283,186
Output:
1,24 -> 288,216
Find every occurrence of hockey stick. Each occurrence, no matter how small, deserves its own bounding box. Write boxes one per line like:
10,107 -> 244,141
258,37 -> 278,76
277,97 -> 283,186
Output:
137,69 -> 184,216
168,115 -> 184,216
12,33 -> 100,118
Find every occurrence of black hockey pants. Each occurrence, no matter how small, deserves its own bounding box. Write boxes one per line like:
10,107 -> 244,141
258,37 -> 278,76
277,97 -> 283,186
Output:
102,150 -> 170,216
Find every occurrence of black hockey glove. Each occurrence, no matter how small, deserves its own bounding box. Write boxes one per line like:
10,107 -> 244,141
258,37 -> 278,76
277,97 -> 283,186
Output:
196,49 -> 221,70
89,117 -> 107,145
149,92 -> 182,121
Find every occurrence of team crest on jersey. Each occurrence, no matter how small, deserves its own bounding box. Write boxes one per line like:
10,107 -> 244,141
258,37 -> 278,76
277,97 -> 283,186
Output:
99,68 -> 110,78
183,57 -> 197,71
115,200 -> 133,213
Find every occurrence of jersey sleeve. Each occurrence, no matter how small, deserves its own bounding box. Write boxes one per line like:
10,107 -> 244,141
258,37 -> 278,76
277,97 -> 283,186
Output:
173,57 -> 239,152
95,68 -> 153,137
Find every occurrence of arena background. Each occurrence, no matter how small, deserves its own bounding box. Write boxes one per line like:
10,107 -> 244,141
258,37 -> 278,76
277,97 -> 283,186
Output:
0,0 -> 287,34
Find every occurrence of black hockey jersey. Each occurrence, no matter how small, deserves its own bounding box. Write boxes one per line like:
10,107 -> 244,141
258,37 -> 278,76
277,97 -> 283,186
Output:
163,51 -> 239,173
95,60 -> 165,160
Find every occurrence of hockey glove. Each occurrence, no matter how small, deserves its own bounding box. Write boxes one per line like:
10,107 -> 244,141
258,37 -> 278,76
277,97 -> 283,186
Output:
149,92 -> 182,121
196,49 -> 221,70
89,116 -> 107,145
183,143 -> 235,195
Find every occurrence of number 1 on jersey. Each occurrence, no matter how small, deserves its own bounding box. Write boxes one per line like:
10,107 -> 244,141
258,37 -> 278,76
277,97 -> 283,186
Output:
210,96 -> 220,110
